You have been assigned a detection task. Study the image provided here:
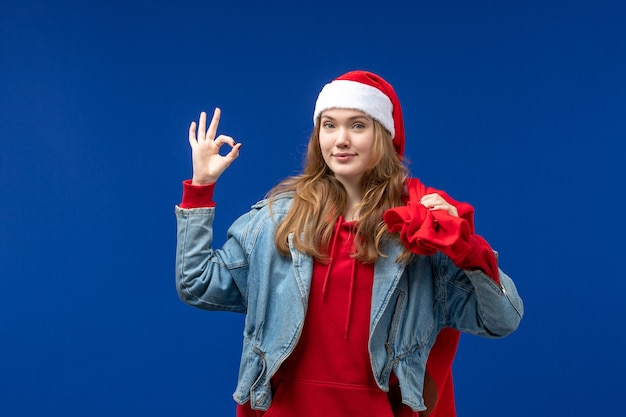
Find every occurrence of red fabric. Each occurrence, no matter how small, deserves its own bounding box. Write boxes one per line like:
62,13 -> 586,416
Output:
383,178 -> 499,283
423,328 -> 460,416
179,180 -> 216,208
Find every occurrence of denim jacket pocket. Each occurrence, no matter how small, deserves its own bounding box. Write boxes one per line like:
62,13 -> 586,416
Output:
386,288 -> 406,349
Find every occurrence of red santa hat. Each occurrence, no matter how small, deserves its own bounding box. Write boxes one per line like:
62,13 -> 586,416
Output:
313,70 -> 405,157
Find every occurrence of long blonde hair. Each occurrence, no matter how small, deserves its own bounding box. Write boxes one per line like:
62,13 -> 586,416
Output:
269,119 -> 410,264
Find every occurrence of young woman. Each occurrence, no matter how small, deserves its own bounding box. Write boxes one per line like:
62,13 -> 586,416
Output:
175,70 -> 523,417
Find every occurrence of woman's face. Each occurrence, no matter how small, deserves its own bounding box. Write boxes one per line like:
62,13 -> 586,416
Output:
318,108 -> 375,189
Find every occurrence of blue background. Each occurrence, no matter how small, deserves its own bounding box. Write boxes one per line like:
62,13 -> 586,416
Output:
2,0 -> 625,415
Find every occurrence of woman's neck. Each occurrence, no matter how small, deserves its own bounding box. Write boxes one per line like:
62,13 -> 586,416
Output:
342,183 -> 363,222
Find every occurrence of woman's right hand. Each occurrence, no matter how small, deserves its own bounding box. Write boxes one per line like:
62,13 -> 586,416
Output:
188,108 -> 242,185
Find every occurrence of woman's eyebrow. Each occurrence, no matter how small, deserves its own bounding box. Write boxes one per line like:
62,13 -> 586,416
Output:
321,115 -> 370,121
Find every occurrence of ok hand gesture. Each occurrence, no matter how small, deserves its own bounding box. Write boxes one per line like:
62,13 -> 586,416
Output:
188,108 -> 242,185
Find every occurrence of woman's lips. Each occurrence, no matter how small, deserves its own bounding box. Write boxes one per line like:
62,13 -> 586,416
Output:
333,153 -> 355,162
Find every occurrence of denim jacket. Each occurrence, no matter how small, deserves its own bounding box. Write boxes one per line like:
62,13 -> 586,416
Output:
175,193 -> 523,412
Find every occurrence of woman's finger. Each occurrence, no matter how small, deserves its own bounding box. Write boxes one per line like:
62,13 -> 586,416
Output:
213,134 -> 236,148
198,111 -> 207,141
225,142 -> 242,161
206,108 -> 221,140
428,204 -> 458,217
428,204 -> 447,211
420,193 -> 458,217
420,194 -> 441,206
188,121 -> 197,146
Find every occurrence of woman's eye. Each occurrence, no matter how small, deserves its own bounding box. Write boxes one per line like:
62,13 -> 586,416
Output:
353,122 -> 365,129
323,122 -> 334,128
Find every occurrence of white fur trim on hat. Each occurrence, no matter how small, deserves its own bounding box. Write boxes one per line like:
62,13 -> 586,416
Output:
313,79 -> 395,137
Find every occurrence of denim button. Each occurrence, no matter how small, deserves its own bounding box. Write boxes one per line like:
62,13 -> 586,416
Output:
252,387 -> 271,409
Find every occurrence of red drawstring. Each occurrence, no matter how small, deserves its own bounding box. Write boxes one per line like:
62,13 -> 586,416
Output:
344,256 -> 357,339
321,219 -> 342,301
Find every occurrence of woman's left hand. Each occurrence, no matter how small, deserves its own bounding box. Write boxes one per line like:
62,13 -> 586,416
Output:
419,193 -> 459,217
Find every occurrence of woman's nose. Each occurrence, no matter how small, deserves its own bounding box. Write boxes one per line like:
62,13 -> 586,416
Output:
335,127 -> 350,146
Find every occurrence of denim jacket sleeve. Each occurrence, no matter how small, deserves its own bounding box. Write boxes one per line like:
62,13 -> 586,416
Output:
175,205 -> 254,313
438,253 -> 524,337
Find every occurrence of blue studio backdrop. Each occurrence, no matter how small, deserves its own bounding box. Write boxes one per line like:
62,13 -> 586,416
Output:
1,1 -> 625,416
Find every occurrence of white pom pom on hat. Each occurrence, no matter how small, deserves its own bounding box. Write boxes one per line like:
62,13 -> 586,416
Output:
313,70 -> 405,157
